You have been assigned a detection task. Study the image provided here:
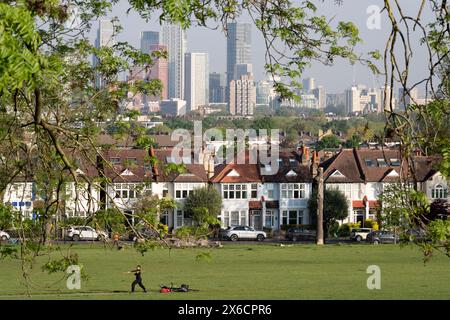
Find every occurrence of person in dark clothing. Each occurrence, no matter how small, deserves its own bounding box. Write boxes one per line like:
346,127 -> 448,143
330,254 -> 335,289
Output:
128,265 -> 147,293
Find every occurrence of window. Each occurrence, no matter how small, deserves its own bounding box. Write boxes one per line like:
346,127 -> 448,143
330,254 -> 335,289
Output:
251,184 -> 258,199
265,210 -> 274,227
432,185 -> 448,199
377,159 -> 388,167
126,157 -> 138,165
223,211 -> 230,227
231,211 -> 239,226
282,211 -> 288,225
176,210 -> 183,227
160,210 -> 169,225
390,158 -> 400,166
114,183 -> 141,199
365,159 -> 374,167
223,184 -> 248,199
110,157 -> 121,165
282,210 -> 303,225
175,183 -> 199,199
223,210 -> 246,227
281,184 -> 305,199
289,210 -> 297,225
265,184 -> 274,199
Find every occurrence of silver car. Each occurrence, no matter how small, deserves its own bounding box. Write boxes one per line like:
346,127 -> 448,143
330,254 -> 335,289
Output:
220,226 -> 267,242
65,226 -> 108,241
0,230 -> 10,241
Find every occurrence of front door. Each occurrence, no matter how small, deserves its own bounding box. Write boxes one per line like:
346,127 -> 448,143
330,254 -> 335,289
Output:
250,210 -> 262,230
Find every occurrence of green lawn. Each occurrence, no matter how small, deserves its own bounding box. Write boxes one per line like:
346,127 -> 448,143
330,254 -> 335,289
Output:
0,243 -> 449,299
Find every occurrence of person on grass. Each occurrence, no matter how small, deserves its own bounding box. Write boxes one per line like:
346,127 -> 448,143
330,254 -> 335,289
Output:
127,265 -> 147,293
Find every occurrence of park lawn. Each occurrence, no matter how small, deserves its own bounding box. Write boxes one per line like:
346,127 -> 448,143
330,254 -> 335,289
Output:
0,243 -> 449,300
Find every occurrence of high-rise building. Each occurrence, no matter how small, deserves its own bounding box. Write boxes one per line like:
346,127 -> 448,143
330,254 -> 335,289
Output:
161,23 -> 187,100
140,31 -> 159,53
148,44 -> 169,101
302,77 -> 316,93
229,73 -> 256,116
256,80 -> 276,106
209,72 -> 227,103
184,52 -> 209,112
235,63 -> 253,80
226,22 -> 252,101
160,99 -> 187,116
312,85 -> 326,109
345,86 -> 361,114
93,19 -> 115,88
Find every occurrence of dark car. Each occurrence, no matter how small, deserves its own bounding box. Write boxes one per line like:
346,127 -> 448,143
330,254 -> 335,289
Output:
366,230 -> 399,244
285,227 -> 316,241
403,229 -> 428,242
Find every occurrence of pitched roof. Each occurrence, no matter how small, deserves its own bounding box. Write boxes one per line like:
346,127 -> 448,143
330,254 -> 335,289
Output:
321,148 -> 440,183
210,151 -> 262,183
321,149 -> 364,183
263,150 -> 313,183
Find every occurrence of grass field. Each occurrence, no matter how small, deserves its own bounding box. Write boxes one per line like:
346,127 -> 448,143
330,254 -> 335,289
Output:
0,243 -> 449,300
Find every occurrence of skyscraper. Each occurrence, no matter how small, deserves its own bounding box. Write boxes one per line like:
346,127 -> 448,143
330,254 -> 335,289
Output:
148,44 -> 169,101
93,19 -> 115,88
184,52 -> 209,112
161,23 -> 187,100
226,22 -> 252,101
345,86 -> 361,114
398,87 -> 419,110
229,73 -> 256,116
209,72 -> 226,103
140,31 -> 159,53
312,85 -> 326,109
302,77 -> 316,93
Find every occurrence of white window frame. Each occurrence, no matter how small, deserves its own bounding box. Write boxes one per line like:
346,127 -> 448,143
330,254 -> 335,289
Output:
222,184 -> 248,200
432,184 -> 448,199
280,183 -> 305,199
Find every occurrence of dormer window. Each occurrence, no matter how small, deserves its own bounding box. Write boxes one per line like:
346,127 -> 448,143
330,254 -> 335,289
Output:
390,158 -> 400,166
126,157 -> 138,165
110,157 -> 120,165
377,159 -> 388,167
365,159 -> 375,167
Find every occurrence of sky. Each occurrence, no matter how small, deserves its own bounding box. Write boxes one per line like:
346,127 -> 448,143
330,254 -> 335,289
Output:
92,0 -> 434,95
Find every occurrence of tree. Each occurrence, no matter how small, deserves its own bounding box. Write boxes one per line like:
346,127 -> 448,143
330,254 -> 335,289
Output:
315,135 -> 341,151
184,187 -> 222,220
0,204 -> 15,231
309,189 -> 349,238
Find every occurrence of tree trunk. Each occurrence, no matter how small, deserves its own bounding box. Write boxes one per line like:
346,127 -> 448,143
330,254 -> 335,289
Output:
316,167 -> 324,245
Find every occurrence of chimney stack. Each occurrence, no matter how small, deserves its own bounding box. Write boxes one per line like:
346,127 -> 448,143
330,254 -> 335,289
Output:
301,146 -> 311,165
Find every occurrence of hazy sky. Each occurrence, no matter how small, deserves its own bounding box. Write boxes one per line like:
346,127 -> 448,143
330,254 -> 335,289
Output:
93,0 -> 433,94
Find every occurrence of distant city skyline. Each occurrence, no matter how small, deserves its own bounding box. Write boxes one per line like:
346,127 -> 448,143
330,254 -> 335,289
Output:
90,0 -> 433,95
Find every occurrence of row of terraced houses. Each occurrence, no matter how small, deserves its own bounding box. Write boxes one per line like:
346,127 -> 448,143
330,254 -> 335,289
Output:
2,144 -> 449,231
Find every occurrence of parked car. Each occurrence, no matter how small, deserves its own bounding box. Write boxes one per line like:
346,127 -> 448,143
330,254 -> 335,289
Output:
285,227 -> 316,241
127,227 -> 160,242
220,226 -> 266,241
65,226 -> 108,241
350,228 -> 373,242
403,229 -> 428,242
366,230 -> 399,244
0,230 -> 10,241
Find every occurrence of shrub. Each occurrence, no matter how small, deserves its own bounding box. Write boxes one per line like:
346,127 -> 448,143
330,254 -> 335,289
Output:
364,219 -> 379,230
263,227 -> 273,238
337,224 -> 350,237
337,222 -> 360,237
